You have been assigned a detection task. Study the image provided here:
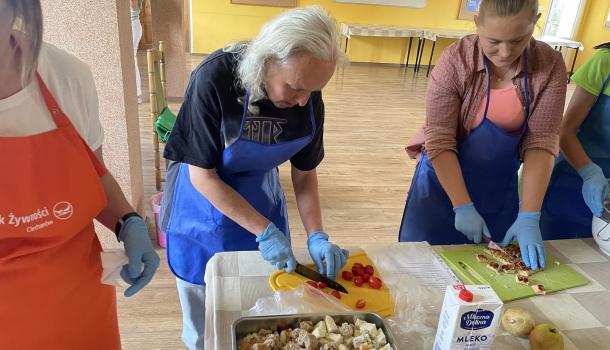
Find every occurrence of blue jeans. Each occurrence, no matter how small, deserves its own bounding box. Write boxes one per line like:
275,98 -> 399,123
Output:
176,278 -> 206,350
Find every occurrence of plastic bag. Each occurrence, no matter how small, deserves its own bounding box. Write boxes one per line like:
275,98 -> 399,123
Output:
247,276 -> 443,349
100,249 -> 128,288
247,283 -> 352,316
384,274 -> 444,350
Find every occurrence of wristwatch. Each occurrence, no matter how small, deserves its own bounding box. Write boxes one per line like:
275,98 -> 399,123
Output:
115,212 -> 142,236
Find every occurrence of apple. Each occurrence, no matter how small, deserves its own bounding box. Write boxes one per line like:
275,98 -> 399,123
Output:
501,307 -> 535,338
529,323 -> 564,350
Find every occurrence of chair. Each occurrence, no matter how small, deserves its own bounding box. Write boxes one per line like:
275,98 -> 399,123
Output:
147,41 -> 176,191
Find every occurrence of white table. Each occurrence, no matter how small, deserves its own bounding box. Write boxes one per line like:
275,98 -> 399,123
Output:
340,23 -> 424,70
205,239 -> 610,349
417,29 -> 475,77
536,36 -> 584,81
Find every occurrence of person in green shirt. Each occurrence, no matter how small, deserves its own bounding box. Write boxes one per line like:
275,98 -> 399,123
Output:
541,42 -> 610,239
131,0 -> 143,102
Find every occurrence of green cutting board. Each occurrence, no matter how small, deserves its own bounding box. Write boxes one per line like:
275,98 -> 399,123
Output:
440,245 -> 589,302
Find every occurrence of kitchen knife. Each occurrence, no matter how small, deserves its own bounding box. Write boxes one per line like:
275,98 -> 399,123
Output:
457,261 -> 486,285
295,263 -> 349,294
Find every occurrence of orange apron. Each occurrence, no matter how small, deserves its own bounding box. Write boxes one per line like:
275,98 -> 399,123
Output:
0,75 -> 121,349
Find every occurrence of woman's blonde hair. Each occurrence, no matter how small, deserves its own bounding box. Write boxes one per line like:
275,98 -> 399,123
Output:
8,0 -> 43,85
224,6 -> 347,103
478,0 -> 539,21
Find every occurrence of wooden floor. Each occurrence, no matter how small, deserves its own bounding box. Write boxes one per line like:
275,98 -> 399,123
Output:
120,54 -> 576,349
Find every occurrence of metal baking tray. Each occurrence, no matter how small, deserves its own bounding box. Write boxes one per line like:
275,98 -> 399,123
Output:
232,312 -> 397,349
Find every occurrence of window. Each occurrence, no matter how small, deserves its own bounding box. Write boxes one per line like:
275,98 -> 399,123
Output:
544,0 -> 587,39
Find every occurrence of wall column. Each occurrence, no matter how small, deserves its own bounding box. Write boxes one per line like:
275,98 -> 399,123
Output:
41,0 -> 144,247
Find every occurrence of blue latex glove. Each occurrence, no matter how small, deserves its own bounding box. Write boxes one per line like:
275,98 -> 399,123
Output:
501,211 -> 545,271
453,202 -> 492,244
256,222 -> 297,273
578,163 -> 610,217
307,231 -> 349,280
118,216 -> 160,297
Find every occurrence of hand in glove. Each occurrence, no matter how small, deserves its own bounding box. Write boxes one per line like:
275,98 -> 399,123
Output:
453,202 -> 492,244
307,231 -> 349,280
578,162 -> 610,217
256,222 -> 297,272
118,216 -> 160,297
501,211 -> 545,271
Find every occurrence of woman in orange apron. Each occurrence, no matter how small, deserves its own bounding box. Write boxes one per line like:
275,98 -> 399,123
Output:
0,1 -> 159,348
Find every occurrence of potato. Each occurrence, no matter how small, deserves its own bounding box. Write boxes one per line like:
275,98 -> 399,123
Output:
501,307 -> 535,338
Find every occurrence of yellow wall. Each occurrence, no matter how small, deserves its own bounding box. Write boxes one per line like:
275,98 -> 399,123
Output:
192,0 -> 559,66
573,0 -> 610,68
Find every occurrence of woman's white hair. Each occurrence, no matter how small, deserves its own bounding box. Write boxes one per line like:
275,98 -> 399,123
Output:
225,6 -> 347,103
8,0 -> 43,86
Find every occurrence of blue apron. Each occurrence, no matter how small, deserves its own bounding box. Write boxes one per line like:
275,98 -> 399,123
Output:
399,53 -> 531,244
540,75 -> 610,239
165,93 -> 316,285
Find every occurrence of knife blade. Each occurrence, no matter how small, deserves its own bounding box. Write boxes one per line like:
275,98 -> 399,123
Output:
295,263 -> 349,294
458,261 -> 485,285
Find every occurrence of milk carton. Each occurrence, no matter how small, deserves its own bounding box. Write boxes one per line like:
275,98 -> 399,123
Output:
433,284 -> 503,350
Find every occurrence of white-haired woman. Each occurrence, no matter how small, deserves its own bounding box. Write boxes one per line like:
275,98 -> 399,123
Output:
0,0 -> 159,349
160,6 -> 349,349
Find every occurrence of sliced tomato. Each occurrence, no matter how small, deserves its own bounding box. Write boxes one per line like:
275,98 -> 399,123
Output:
364,265 -> 374,275
317,282 -> 327,289
305,281 -> 318,288
354,276 -> 365,287
342,270 -> 354,281
368,276 -> 382,289
331,290 -> 341,299
355,299 -> 366,309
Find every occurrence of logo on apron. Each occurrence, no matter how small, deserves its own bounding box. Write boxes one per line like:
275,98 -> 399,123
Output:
53,201 -> 74,220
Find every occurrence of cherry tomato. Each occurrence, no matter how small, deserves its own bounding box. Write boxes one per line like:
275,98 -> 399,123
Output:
305,281 -> 318,288
364,265 -> 374,275
317,282 -> 327,289
353,262 -> 364,269
352,266 -> 364,276
331,290 -> 341,299
354,276 -> 365,287
342,270 -> 354,281
355,299 -> 366,309
362,273 -> 371,282
368,276 -> 383,289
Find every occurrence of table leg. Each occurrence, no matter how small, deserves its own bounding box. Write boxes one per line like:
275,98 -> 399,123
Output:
405,37 -> 413,70
414,38 -> 422,72
417,39 -> 426,73
568,48 -> 579,83
426,40 -> 437,77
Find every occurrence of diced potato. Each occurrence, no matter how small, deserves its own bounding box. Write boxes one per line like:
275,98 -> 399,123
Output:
312,320 -> 328,339
326,333 -> 343,344
325,315 -> 339,334
343,336 -> 353,346
358,322 -> 378,337
373,328 -> 387,347
352,334 -> 372,348
338,345 -> 349,350
379,343 -> 393,350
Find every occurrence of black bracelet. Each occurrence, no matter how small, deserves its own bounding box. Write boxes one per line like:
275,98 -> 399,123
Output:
114,212 -> 142,237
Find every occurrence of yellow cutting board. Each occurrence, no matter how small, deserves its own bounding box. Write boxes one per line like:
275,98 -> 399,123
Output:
269,252 -> 395,317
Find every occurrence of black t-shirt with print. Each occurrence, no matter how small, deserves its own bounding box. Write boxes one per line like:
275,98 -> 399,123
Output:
163,49 -> 325,171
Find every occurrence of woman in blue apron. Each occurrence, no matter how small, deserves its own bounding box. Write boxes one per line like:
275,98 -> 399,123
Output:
400,0 -> 567,273
160,7 -> 348,349
541,43 -> 610,238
